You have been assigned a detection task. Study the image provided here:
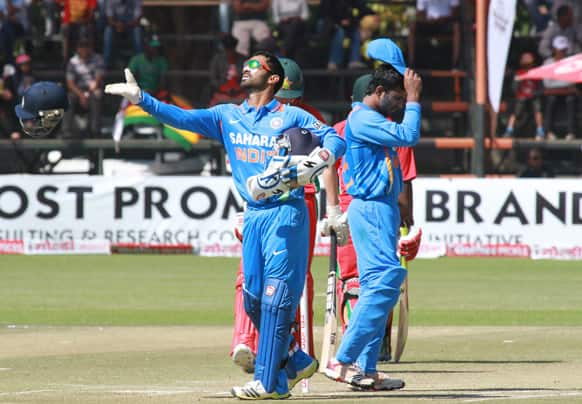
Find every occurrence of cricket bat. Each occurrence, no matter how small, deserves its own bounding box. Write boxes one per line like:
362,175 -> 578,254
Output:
394,226 -> 410,363
299,280 -> 310,392
319,230 -> 338,373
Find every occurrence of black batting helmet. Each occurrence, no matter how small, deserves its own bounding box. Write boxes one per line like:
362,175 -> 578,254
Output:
275,127 -> 321,156
15,81 -> 68,137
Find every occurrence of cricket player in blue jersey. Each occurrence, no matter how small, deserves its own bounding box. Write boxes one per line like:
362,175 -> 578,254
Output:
324,63 -> 422,390
105,51 -> 346,400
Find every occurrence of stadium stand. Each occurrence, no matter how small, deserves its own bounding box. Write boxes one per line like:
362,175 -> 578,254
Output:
6,0 -> 581,176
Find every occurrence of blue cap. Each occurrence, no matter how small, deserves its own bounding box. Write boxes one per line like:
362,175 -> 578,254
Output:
15,81 -> 68,120
366,38 -> 406,75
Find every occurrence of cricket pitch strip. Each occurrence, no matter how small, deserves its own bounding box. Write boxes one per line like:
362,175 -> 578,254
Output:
1,326 -> 581,403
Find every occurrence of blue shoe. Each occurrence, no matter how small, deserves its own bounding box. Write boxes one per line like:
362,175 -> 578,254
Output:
285,349 -> 318,390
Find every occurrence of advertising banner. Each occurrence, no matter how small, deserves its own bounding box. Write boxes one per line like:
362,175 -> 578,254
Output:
0,175 -> 244,255
413,178 -> 582,260
1,176 -> 581,259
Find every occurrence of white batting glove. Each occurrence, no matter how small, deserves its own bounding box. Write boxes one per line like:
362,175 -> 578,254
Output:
105,68 -> 143,104
280,147 -> 335,187
246,155 -> 303,201
320,205 -> 349,246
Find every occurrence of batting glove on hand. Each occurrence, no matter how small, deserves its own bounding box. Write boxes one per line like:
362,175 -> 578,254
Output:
398,227 -> 422,261
320,205 -> 349,246
105,68 -> 142,104
246,155 -> 303,201
280,147 -> 335,187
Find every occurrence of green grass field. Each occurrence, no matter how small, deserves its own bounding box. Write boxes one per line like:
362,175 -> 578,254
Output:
1,256 -> 582,403
2,256 -> 582,327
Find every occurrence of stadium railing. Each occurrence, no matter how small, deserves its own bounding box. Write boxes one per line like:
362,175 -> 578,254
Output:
2,138 -> 580,176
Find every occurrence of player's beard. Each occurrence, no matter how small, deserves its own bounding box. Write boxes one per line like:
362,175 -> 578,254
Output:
379,92 -> 405,123
240,73 -> 269,93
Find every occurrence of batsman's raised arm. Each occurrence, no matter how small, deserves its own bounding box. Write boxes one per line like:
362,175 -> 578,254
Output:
105,68 -> 223,142
349,105 -> 420,147
348,68 -> 422,148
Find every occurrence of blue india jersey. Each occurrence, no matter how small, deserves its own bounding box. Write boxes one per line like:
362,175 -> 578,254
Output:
342,102 -> 421,200
139,93 -> 345,207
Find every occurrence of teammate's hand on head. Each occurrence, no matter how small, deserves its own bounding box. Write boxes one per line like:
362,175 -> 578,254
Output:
105,68 -> 142,104
398,227 -> 422,261
404,69 -> 422,103
320,205 -> 350,246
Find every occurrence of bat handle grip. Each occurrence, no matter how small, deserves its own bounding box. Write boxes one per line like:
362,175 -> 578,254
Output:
330,228 -> 337,251
399,226 -> 408,267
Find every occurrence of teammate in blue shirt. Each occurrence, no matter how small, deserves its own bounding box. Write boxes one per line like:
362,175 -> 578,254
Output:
106,51 -> 345,400
324,63 -> 422,390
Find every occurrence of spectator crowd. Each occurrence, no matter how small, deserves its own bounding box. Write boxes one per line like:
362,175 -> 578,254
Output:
0,0 -> 580,176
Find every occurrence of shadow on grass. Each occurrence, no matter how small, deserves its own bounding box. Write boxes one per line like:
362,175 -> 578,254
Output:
209,392 -> 500,401
209,387 -> 582,401
290,392 -> 501,400
287,387 -> 578,401
387,369 -> 487,374
438,387 -> 579,392
400,360 -> 561,364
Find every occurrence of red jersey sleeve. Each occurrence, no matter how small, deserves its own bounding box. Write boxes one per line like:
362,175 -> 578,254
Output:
333,120 -> 346,171
397,147 -> 417,181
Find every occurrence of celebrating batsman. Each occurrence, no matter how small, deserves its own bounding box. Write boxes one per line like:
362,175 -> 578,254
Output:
230,57 -> 332,374
105,51 -> 345,400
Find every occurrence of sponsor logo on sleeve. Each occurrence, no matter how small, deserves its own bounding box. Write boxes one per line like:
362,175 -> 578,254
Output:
319,149 -> 330,161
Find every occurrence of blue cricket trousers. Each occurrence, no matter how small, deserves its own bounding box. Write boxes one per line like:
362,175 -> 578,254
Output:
336,196 -> 407,374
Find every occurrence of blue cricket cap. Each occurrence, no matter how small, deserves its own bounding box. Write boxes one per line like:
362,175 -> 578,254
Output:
367,38 -> 407,75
